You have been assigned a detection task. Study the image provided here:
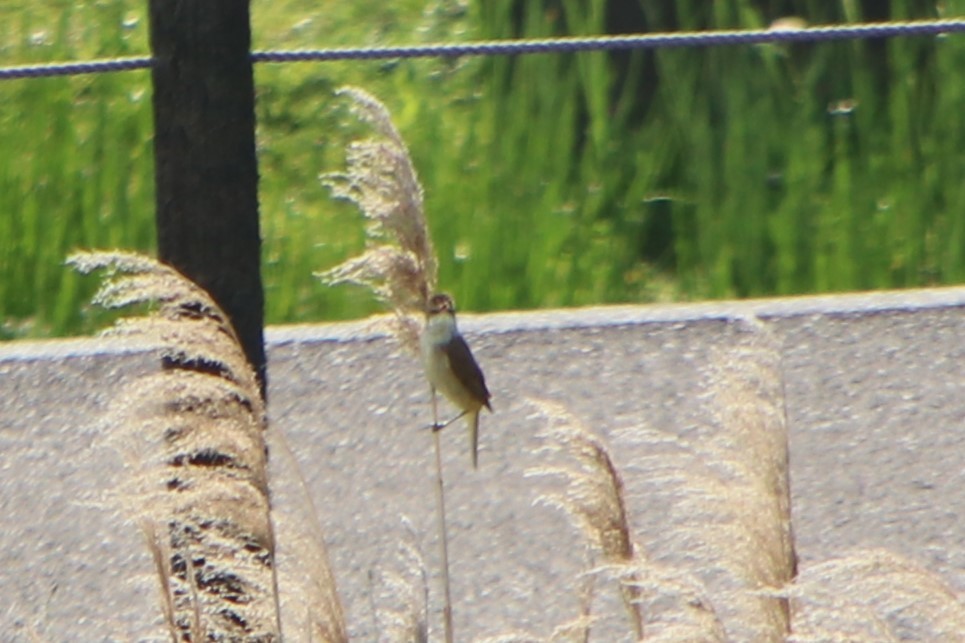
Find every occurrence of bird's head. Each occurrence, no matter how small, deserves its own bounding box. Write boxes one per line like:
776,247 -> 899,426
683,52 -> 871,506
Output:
427,293 -> 456,317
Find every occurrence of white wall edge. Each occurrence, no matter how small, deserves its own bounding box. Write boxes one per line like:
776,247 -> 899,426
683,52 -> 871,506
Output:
2,285 -> 964,362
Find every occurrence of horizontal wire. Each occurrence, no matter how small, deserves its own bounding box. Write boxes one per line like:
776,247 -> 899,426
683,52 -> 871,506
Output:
0,56 -> 152,80
253,19 -> 965,63
1,18 -> 963,80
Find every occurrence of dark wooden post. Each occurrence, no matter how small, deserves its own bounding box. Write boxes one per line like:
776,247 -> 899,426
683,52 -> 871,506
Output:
148,0 -> 267,397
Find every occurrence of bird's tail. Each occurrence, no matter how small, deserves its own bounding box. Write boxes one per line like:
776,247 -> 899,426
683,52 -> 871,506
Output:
469,410 -> 479,469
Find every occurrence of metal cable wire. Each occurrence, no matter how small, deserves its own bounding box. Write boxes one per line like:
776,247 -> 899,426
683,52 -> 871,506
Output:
1,18 -> 963,81
0,56 -> 152,80
254,19 -> 965,63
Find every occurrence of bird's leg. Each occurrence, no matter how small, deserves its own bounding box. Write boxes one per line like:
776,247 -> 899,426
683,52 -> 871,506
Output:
423,406 -> 468,432
432,410 -> 467,432
430,387 -> 441,430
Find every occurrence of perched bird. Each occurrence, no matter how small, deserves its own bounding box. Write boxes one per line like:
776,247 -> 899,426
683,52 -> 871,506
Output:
420,293 -> 492,468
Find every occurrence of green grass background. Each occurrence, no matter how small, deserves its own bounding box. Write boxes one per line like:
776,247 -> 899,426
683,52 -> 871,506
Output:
1,0 -> 963,339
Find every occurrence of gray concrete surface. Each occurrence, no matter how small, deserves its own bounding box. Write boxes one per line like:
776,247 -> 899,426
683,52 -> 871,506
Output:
1,288 -> 963,641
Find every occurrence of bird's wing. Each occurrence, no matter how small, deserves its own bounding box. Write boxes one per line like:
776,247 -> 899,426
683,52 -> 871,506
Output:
443,334 -> 492,410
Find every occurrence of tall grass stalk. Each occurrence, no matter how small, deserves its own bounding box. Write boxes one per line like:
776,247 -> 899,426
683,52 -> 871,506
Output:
317,87 -> 458,642
431,429 -> 455,643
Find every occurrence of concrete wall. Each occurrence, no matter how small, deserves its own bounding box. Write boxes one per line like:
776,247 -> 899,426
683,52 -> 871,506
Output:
1,288 -> 963,640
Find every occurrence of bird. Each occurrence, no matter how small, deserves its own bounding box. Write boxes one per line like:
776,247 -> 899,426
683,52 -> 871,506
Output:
420,292 -> 492,468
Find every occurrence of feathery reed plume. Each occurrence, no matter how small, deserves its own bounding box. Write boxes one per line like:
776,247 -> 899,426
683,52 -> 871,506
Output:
699,319 -> 797,639
787,549 -> 965,641
622,318 -> 794,641
528,400 -> 644,640
69,250 -> 282,641
317,86 -> 437,352
369,519 -> 429,643
317,88 -> 453,642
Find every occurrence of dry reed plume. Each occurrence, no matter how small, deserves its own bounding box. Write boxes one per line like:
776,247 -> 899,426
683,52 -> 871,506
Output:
70,250 -> 342,642
602,320 -> 796,641
512,319 -> 961,642
527,320 -> 800,642
316,88 -> 451,641
317,86 -> 438,351
528,400 -> 646,640
696,320 -> 797,639
787,548 -> 965,641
